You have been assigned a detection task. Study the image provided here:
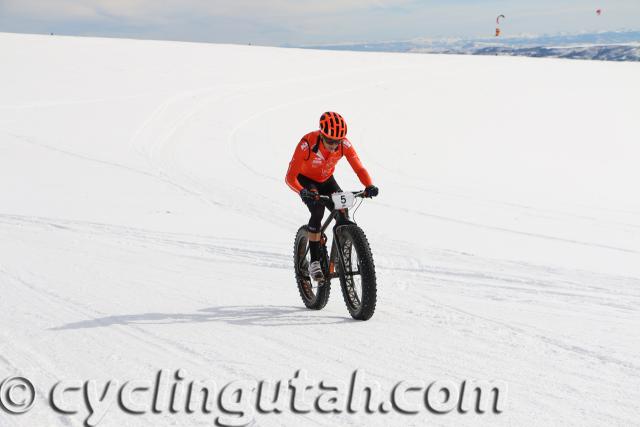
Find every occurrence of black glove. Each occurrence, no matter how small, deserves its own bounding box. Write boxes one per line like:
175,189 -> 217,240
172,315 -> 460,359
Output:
300,188 -> 320,205
364,185 -> 379,198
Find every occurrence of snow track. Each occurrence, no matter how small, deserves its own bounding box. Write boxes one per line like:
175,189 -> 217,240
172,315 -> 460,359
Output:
0,33 -> 639,426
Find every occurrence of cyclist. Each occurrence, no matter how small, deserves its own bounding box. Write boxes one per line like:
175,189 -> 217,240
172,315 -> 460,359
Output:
285,112 -> 379,281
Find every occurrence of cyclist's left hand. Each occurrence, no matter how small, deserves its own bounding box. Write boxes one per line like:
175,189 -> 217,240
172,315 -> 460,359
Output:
364,185 -> 379,198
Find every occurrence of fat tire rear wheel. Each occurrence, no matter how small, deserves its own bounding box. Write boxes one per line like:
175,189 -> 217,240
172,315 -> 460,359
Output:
294,226 -> 330,310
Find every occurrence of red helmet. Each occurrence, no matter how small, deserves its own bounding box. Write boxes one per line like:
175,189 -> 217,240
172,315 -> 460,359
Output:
319,112 -> 347,140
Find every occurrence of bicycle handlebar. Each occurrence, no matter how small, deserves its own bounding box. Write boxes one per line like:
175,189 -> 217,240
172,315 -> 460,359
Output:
314,191 -> 368,211
317,191 -> 366,201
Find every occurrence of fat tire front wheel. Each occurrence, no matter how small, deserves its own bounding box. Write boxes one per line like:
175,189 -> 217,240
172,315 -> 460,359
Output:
336,225 -> 377,320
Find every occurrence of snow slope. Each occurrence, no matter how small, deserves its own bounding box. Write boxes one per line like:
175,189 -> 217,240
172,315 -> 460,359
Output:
0,32 -> 639,426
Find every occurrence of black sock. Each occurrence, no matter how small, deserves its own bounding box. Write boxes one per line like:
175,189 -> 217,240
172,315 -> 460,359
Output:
309,240 -> 321,262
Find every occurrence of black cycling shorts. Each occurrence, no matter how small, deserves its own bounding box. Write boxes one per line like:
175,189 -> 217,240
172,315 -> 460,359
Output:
298,174 -> 342,233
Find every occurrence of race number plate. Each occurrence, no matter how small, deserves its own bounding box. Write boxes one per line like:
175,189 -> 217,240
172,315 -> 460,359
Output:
331,192 -> 356,210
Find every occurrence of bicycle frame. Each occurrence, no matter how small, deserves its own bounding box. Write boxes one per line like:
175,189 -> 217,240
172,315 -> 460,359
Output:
300,192 -> 365,281
322,209 -> 353,280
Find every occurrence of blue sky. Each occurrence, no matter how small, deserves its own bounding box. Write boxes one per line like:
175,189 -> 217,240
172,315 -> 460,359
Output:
1,0 -> 638,45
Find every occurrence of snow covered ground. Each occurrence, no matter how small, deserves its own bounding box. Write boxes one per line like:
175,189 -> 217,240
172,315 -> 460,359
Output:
0,32 -> 639,426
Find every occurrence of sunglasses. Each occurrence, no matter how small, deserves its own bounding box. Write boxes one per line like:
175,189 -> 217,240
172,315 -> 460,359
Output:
321,135 -> 343,146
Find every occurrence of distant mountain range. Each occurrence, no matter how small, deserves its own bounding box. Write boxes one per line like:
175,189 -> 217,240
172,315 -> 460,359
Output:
301,30 -> 640,62
463,44 -> 640,61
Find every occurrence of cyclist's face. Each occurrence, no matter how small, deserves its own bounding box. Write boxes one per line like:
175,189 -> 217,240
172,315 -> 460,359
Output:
321,134 -> 342,151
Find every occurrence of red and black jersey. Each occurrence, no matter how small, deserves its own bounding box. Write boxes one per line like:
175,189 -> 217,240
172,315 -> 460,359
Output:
285,131 -> 373,193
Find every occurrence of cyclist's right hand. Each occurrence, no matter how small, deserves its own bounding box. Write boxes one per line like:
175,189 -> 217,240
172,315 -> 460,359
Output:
300,188 -> 320,204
